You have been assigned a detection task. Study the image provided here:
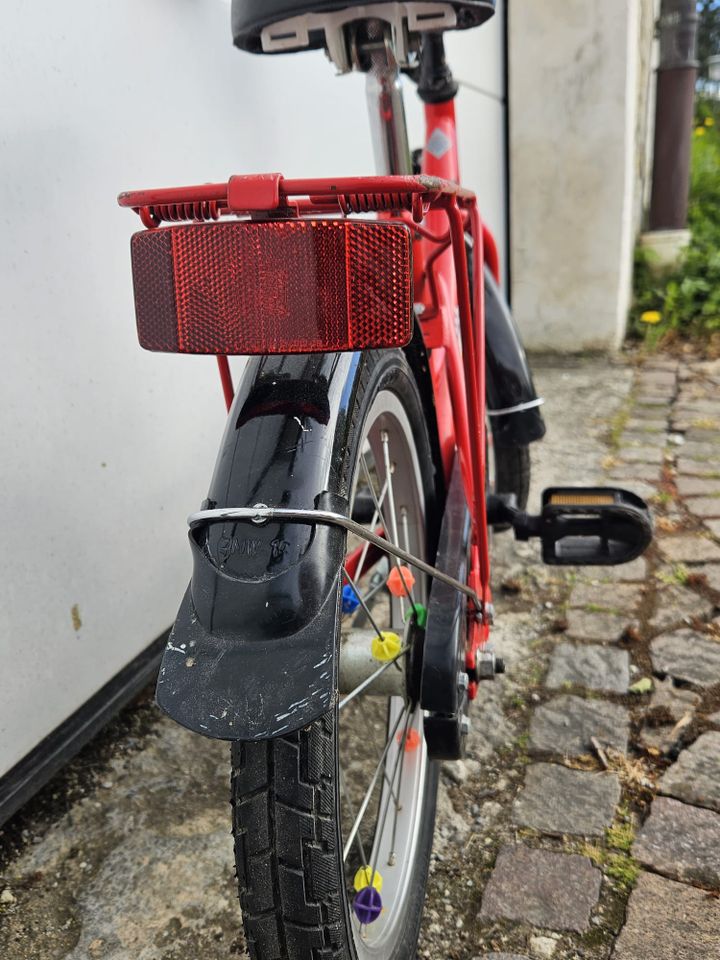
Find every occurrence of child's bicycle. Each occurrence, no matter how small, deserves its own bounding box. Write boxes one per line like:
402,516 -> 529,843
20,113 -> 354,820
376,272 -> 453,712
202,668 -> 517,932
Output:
119,3 -> 652,957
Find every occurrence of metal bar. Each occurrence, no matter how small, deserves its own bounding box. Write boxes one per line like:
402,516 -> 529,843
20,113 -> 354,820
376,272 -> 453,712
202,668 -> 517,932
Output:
118,174 -> 475,214
338,646 -> 409,710
216,356 -> 234,411
187,505 -> 482,610
365,25 -> 412,176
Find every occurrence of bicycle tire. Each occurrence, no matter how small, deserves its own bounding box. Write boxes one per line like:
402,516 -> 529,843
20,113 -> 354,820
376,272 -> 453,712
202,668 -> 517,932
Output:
230,349 -> 441,960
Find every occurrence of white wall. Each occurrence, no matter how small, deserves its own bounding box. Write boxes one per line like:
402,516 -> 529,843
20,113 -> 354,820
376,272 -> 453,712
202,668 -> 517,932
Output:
0,1 -> 506,777
509,0 -> 653,351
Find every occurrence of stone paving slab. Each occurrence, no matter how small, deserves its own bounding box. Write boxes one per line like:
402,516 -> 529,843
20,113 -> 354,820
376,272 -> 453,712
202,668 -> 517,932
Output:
706,520 -> 720,540
640,677 -> 701,753
658,534 -> 720,564
609,463 -> 662,482
512,763 -> 620,836
634,796 -> 720,887
697,563 -> 720,591
568,582 -> 642,612
676,476 -> 720,497
674,400 -> 720,415
613,872 -> 720,960
545,642 -> 629,693
677,458 -> 720,478
648,584 -> 714,633
685,428 -> 720,445
659,732 -> 720,813
565,609 -> 632,643
479,845 -> 601,933
529,695 -> 629,757
631,404 -> 670,422
679,442 -> 720,461
621,431 -> 667,449
650,630 -> 720,687
686,497 -> 720,519
484,955 -> 528,960
578,556 -> 648,583
624,418 -> 667,433
617,446 -> 665,465
636,372 -> 676,389
639,677 -> 701,753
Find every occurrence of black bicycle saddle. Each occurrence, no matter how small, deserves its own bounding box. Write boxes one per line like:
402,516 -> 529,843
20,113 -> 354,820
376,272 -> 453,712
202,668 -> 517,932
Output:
232,1 -> 495,54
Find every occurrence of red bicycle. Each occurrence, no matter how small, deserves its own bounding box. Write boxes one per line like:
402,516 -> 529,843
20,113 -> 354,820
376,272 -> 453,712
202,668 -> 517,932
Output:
119,3 -> 652,957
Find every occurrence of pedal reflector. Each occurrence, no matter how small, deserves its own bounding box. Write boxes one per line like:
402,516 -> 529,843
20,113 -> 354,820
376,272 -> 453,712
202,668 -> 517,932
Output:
549,493 -> 615,506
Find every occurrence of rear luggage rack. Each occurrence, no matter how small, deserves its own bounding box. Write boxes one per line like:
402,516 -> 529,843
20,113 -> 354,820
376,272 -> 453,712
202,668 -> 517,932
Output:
118,172 -> 475,227
120,171 -> 499,644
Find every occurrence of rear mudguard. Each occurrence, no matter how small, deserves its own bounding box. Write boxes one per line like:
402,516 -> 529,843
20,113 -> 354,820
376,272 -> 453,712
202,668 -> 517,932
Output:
157,287 -> 542,742
485,268 -> 546,447
156,352 -> 365,741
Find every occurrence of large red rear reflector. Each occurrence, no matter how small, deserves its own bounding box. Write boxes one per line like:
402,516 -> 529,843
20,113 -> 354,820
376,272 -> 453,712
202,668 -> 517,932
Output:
130,219 -> 413,354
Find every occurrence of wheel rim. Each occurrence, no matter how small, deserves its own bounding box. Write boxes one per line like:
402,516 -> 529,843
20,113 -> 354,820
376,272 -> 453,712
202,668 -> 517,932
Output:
338,389 -> 429,957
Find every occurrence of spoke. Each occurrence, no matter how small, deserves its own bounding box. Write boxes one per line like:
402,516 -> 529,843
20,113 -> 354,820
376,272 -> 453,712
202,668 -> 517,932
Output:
338,646 -> 409,710
352,476 -> 389,592
361,454 -> 391,539
380,431 -> 400,546
342,565 -> 385,642
380,434 -> 416,610
361,569 -> 389,607
389,710 -> 410,863
370,706 -> 413,883
361,453 -> 412,615
359,697 -> 401,809
339,768 -> 369,868
342,704 -> 409,862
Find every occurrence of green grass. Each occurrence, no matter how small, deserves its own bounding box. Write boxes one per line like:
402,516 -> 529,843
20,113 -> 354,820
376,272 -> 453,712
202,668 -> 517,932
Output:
606,820 -> 635,853
631,99 -> 720,343
580,843 -> 640,893
655,564 -> 690,586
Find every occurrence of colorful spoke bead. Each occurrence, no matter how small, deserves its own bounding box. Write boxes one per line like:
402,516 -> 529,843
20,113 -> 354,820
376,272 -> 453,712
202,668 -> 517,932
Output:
371,631 -> 402,662
353,885 -> 383,925
397,727 -> 421,753
353,865 -> 383,893
342,584 -> 360,614
386,565 -> 415,597
403,602 -> 428,628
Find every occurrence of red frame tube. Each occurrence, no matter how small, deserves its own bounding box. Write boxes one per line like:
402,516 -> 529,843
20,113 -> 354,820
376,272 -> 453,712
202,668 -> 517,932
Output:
216,356 -> 234,412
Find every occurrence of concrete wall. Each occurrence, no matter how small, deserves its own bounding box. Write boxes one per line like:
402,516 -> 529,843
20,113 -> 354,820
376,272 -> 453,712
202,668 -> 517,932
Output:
509,0 -> 657,351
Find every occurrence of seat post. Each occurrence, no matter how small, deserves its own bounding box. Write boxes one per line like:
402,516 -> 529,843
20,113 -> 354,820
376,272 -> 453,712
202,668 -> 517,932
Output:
362,22 -> 412,176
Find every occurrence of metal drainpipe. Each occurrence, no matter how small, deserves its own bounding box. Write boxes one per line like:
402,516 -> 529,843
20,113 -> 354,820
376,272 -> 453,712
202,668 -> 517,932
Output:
648,0 -> 699,231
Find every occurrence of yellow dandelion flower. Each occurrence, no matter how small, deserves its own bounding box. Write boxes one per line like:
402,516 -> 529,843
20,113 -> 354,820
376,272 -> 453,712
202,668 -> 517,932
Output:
704,116 -> 715,127
695,127 -> 706,137
640,311 -> 662,325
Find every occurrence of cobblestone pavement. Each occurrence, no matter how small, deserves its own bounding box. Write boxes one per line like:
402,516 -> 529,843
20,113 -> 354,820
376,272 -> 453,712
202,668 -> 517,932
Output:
1,354 -> 719,959
424,352 -> 720,960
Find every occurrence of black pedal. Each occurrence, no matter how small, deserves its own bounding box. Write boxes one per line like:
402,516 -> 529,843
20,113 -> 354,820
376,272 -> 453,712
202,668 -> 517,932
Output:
494,487 -> 652,566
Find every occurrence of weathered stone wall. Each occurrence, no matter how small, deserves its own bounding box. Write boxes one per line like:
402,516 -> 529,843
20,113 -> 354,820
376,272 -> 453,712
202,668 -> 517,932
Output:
509,0 -> 658,351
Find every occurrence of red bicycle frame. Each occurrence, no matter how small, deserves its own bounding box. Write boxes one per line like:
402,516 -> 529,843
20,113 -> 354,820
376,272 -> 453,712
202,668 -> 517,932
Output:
118,100 -> 499,695
418,97 -> 497,691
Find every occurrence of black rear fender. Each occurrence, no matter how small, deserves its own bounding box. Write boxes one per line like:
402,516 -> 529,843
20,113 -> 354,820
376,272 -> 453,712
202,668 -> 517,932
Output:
156,352 -> 366,741
485,268 -> 546,446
